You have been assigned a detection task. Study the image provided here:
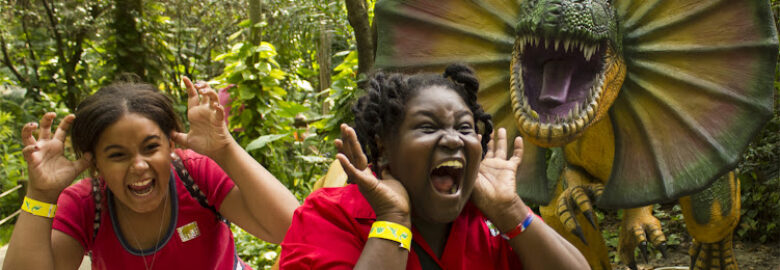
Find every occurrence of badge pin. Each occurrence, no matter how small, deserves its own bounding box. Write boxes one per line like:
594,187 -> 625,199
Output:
177,221 -> 201,242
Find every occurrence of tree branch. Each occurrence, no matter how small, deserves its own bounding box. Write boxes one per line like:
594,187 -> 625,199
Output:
344,0 -> 374,77
0,34 -> 29,86
40,0 -> 67,68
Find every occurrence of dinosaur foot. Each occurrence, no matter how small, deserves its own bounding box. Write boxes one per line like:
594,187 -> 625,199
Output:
618,206 -> 668,270
556,183 -> 604,244
690,233 -> 738,270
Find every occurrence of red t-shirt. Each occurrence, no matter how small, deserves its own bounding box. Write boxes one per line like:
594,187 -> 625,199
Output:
53,149 -> 250,270
279,184 -> 523,269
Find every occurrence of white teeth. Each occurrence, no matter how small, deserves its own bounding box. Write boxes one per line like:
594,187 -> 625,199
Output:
436,160 -> 463,169
131,179 -> 152,187
586,105 -> 596,119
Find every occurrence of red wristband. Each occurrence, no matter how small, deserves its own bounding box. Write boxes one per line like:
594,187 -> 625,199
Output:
501,207 -> 535,240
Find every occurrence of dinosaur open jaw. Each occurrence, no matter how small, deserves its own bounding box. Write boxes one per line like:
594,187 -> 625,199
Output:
511,35 -> 608,145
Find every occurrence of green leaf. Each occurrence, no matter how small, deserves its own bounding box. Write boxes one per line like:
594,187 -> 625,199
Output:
246,133 -> 288,151
276,100 -> 308,118
238,85 -> 256,100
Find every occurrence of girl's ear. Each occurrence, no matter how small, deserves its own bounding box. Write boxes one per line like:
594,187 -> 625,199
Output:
374,135 -> 390,169
374,134 -> 385,158
168,138 -> 176,157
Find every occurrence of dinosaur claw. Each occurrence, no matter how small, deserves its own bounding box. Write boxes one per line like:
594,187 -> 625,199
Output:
583,209 -> 597,228
659,243 -> 669,258
572,226 -> 588,246
639,241 -> 649,263
628,261 -> 638,270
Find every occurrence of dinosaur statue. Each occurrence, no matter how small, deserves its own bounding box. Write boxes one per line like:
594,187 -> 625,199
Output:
368,0 -> 778,269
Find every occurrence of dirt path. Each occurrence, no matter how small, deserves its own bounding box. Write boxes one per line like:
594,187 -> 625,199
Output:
609,238 -> 780,269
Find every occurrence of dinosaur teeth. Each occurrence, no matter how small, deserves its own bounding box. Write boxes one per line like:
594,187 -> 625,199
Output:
586,105 -> 595,119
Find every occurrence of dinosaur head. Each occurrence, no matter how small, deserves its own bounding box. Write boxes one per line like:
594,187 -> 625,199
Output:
511,0 -> 626,147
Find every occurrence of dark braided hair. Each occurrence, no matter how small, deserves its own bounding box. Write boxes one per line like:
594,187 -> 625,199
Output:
352,63 -> 493,174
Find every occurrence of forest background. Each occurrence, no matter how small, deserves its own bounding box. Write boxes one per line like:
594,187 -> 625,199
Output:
0,0 -> 777,269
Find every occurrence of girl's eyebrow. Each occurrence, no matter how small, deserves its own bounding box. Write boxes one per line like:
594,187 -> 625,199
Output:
102,135 -> 161,152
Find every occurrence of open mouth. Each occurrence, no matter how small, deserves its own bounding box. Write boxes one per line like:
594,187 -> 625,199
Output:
518,35 -> 605,123
511,34 -> 613,144
430,160 -> 464,195
128,178 -> 155,196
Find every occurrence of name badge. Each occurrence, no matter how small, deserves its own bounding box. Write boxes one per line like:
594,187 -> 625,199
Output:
177,221 -> 201,242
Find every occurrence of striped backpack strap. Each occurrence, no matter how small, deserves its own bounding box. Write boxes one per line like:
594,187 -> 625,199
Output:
91,177 -> 102,239
172,152 -> 228,224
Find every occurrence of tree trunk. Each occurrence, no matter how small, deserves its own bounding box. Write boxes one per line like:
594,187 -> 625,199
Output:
114,0 -> 145,80
318,24 -> 332,114
344,0 -> 374,78
248,0 -> 262,46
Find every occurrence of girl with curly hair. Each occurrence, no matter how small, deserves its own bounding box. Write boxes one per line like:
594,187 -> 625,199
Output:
280,64 -> 586,269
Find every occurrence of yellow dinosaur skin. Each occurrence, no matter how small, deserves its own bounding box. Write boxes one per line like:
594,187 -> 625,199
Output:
548,117 -> 615,269
541,167 -> 611,269
680,173 -> 740,243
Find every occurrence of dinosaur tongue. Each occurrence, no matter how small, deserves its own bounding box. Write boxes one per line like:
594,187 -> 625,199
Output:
539,60 -> 575,106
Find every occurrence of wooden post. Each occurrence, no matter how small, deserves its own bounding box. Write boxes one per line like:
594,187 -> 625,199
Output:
318,24 -> 333,114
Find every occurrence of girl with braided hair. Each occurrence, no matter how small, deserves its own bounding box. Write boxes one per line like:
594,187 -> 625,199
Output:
4,78 -> 299,269
280,64 -> 586,269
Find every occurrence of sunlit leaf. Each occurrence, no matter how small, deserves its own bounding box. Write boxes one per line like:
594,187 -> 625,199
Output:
245,133 -> 288,151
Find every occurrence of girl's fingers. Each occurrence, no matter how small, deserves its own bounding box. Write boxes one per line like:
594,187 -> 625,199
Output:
182,77 -> 199,109
201,89 -> 220,108
510,136 -> 524,165
495,128 -> 508,160
485,130 -> 495,159
73,153 -> 93,174
337,153 -> 377,190
170,131 -> 189,147
21,122 -> 38,146
21,144 -> 37,162
38,112 -> 55,140
213,103 -> 225,122
53,114 -> 75,142
346,131 -> 366,169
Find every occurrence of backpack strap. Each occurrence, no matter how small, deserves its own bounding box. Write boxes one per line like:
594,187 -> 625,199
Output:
172,152 -> 229,224
91,177 -> 102,240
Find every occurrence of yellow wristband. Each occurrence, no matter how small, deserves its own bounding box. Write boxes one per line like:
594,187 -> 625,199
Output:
21,196 -> 57,218
368,221 -> 412,251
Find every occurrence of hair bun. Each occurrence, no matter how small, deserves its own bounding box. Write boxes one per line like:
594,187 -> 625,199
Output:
443,64 -> 479,94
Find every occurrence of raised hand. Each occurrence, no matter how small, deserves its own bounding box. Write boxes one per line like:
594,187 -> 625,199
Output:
171,77 -> 233,159
471,128 -> 525,223
335,124 -> 411,226
21,113 -> 92,202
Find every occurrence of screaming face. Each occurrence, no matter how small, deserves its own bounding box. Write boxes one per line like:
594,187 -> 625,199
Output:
383,85 -> 482,224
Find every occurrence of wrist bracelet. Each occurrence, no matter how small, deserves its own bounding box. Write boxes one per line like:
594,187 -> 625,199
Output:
21,196 -> 57,218
368,221 -> 412,251
501,207 -> 535,240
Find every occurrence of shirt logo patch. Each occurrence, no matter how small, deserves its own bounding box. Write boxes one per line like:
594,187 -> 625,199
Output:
177,221 -> 201,242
